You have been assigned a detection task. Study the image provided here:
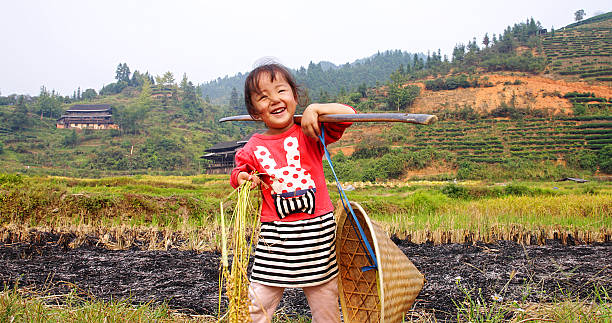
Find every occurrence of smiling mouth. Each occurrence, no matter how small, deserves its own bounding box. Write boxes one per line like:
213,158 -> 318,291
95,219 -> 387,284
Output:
271,107 -> 286,115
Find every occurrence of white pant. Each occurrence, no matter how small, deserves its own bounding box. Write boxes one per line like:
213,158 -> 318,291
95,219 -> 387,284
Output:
248,278 -> 341,323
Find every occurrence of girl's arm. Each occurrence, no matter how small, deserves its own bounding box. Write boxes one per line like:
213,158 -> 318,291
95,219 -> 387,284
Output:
230,148 -> 260,189
300,103 -> 356,139
235,171 -> 261,189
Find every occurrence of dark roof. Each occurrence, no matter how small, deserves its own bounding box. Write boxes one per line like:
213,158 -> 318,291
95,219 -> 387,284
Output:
60,112 -> 112,118
556,177 -> 588,183
204,130 -> 266,154
204,141 -> 242,153
67,104 -> 112,112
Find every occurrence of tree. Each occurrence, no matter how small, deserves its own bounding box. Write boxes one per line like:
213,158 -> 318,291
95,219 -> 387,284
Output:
229,87 -> 240,109
574,9 -> 585,22
390,65 -> 405,83
35,86 -> 63,118
8,95 -> 29,130
62,129 -> 79,147
139,77 -> 153,108
482,33 -> 490,48
598,144 -> 612,173
114,103 -> 147,135
412,53 -> 424,70
386,83 -> 420,111
467,37 -> 479,53
318,89 -> 330,103
452,44 -> 465,62
179,73 -> 200,112
161,71 -> 175,86
497,28 -> 515,53
358,83 -> 368,98
115,63 -> 131,83
82,88 -> 97,100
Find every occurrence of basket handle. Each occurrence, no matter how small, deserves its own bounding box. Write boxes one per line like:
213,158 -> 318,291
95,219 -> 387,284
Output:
319,127 -> 378,272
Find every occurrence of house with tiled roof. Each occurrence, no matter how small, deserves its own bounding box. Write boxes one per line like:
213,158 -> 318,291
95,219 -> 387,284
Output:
201,130 -> 264,174
56,104 -> 118,130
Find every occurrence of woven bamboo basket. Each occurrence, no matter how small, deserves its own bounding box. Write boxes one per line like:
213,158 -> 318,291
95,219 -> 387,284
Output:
335,201 -> 425,323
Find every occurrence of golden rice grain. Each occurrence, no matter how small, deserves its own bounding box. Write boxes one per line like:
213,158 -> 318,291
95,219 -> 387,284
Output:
218,180 -> 258,323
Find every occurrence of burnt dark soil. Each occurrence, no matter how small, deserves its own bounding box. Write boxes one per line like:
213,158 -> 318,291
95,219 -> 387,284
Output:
1,232 -> 610,321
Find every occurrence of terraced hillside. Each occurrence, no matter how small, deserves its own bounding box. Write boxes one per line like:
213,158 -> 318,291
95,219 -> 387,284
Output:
331,113 -> 612,180
408,116 -> 612,163
542,12 -> 612,82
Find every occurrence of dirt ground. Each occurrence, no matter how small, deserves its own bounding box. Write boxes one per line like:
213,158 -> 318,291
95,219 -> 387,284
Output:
1,232 -> 610,321
411,73 -> 612,116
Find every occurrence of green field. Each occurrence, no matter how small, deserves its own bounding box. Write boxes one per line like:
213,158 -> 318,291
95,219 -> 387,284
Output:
2,173 -> 610,248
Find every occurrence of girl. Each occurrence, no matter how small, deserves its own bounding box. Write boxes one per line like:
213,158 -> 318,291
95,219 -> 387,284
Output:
230,63 -> 355,323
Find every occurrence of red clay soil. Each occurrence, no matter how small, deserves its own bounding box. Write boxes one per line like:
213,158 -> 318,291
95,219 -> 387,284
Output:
1,232 -> 610,321
411,74 -> 612,116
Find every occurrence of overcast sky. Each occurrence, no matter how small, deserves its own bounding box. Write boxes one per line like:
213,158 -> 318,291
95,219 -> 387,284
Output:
1,0 -> 609,96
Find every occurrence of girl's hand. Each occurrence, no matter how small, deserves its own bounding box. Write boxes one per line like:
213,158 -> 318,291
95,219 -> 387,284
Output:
301,104 -> 322,139
237,171 -> 261,189
301,103 -> 356,139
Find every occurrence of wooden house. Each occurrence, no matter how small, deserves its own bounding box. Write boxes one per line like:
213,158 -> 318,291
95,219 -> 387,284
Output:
56,104 -> 118,130
201,131 -> 264,174
201,140 -> 243,174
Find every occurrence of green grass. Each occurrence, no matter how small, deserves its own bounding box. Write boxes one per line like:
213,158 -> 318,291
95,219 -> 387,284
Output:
332,180 -> 612,243
452,282 -> 611,323
0,284 -> 314,323
2,174 -> 611,247
0,285 -> 193,323
3,281 -> 609,323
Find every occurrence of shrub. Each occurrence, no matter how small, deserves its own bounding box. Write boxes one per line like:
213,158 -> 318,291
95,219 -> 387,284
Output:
564,92 -> 594,98
573,104 -> 587,116
62,130 -> 79,147
481,53 -> 547,73
457,161 -> 482,180
441,184 -> 469,199
504,184 -> 532,196
598,144 -> 612,173
372,153 -> 406,180
0,173 -> 23,187
424,74 -> 474,91
351,145 -> 391,159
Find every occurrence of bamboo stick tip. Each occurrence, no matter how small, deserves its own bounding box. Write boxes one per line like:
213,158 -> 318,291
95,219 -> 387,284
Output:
426,115 -> 438,125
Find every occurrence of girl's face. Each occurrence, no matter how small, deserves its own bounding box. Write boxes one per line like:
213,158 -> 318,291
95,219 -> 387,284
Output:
251,72 -> 297,135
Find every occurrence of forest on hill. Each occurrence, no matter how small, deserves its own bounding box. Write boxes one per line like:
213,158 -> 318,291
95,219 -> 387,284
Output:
0,12 -> 610,179
200,50 -> 422,105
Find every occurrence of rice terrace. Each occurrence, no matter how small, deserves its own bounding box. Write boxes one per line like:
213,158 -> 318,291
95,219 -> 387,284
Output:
2,9 -> 612,323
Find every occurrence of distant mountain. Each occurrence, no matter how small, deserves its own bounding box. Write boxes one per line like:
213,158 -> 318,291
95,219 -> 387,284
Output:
199,50 -> 424,104
319,61 -> 339,71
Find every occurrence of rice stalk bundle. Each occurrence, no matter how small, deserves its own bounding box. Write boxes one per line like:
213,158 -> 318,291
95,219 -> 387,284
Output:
218,180 -> 258,323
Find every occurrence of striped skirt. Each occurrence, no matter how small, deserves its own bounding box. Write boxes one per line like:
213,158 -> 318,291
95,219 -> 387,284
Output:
250,212 -> 338,288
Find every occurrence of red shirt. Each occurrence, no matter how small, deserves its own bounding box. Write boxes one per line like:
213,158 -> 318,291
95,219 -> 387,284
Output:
231,122 -> 351,222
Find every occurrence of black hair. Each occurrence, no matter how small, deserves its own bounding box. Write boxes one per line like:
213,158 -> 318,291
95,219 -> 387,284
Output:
244,63 -> 306,118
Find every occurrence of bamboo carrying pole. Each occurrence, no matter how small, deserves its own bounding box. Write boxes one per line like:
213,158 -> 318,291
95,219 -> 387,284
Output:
219,113 -> 438,125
